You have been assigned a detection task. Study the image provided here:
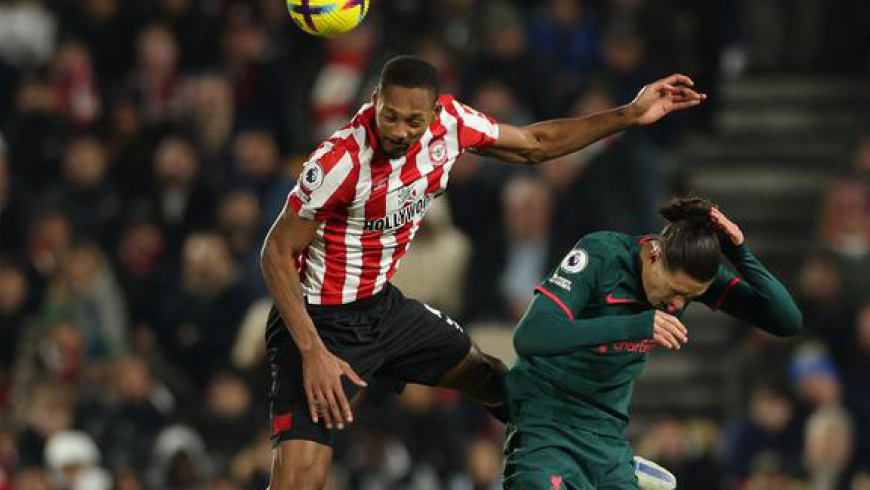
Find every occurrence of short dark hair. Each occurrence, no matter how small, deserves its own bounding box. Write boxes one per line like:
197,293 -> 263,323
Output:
658,196 -> 721,282
378,55 -> 440,96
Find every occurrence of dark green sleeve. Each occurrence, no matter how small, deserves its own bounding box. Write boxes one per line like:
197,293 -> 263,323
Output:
513,295 -> 654,357
513,235 -> 655,357
698,243 -> 803,337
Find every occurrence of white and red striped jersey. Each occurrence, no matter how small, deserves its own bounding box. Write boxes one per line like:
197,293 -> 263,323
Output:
287,94 -> 499,305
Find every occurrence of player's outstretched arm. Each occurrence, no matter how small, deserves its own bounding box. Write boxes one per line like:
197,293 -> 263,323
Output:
477,74 -> 706,165
261,203 -> 367,430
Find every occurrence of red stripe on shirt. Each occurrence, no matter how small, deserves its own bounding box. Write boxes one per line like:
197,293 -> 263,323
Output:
711,277 -> 742,310
535,285 -> 575,321
355,153 -> 393,299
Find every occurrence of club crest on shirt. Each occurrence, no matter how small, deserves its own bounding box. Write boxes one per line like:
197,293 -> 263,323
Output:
561,249 -> 588,274
429,139 -> 448,166
300,161 -> 324,192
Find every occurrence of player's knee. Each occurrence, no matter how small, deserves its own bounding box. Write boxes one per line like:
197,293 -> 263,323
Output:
270,449 -> 331,490
271,468 -> 327,490
469,347 -> 508,400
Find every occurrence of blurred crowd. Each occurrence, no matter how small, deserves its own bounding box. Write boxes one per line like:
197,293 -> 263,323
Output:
0,0 -> 869,489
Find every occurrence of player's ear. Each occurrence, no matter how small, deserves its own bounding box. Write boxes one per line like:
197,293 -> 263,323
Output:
649,242 -> 661,263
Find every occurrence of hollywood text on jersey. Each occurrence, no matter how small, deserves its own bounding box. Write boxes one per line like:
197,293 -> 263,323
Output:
363,194 -> 434,232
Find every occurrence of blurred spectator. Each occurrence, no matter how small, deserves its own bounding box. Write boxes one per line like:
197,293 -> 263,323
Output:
463,437 -> 502,490
818,181 -> 870,260
149,136 -> 216,252
0,0 -> 56,68
228,429 -> 270,489
795,253 -> 854,362
115,218 -> 171,333
12,467 -> 53,490
412,36 -> 461,97
803,406 -> 857,490
527,0 -> 602,105
15,383 -> 75,467
103,96 -> 157,198
789,342 -> 843,410
52,40 -> 101,128
25,209 -> 73,293
44,430 -> 112,490
41,241 -> 128,362
743,452 -> 806,490
720,383 -> 804,482
843,303 -> 870,465
4,71 -> 68,191
463,1 -> 552,119
113,466 -> 145,490
194,370 -> 262,471
0,135 -> 29,254
0,426 -> 16,490
599,25 -> 650,106
131,23 -> 180,125
147,425 -> 214,490
0,260 -> 33,377
230,128 -> 294,236
221,3 -> 290,147
156,232 -> 254,385
46,136 -> 121,248
153,0 -> 222,70
467,175 -> 558,322
215,189 -> 264,297
636,417 -> 725,490
390,200 -> 471,318
70,0 -> 140,84
184,73 -> 236,164
498,175 -> 556,321
79,357 -> 175,473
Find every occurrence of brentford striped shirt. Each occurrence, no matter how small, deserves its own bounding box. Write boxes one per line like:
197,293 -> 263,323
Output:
287,94 -> 499,305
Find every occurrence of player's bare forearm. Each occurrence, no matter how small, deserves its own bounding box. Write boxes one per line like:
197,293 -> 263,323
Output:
525,105 -> 636,163
480,105 -> 636,166
261,210 -> 325,355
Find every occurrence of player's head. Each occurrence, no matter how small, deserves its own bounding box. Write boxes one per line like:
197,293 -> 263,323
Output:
642,196 -> 721,311
374,55 -> 440,158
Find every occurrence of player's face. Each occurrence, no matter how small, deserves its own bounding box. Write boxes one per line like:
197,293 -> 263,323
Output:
374,85 -> 437,158
643,260 -> 712,312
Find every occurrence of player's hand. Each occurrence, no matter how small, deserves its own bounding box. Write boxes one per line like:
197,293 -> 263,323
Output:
302,346 -> 367,430
652,311 -> 688,350
710,207 -> 744,246
629,74 -> 706,126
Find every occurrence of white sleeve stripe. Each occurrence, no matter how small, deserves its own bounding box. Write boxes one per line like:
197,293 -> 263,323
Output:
451,100 -> 499,139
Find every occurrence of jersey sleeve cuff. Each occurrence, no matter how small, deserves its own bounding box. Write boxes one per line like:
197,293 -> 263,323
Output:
622,310 -> 655,340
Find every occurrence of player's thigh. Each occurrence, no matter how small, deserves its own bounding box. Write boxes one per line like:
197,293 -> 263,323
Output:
377,297 -> 472,387
597,437 -> 639,490
270,439 -> 332,490
502,422 -> 591,490
266,306 -> 381,446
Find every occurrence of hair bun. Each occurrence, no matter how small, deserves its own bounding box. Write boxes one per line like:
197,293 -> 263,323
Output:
658,196 -> 714,224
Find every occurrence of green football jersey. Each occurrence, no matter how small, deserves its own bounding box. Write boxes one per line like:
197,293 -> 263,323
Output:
506,231 -> 802,437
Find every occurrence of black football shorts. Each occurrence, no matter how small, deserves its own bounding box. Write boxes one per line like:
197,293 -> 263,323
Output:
265,282 -> 471,446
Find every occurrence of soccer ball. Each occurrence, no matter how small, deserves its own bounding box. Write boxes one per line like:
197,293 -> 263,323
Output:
287,0 -> 370,37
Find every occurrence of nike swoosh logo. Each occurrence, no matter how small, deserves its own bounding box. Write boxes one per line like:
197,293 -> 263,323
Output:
605,293 -> 637,305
